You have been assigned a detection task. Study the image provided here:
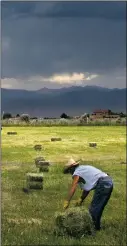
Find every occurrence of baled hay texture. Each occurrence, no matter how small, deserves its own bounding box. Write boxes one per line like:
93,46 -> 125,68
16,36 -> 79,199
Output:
36,161 -> 50,168
39,166 -> 49,172
89,143 -> 97,147
35,157 -> 45,165
54,207 -> 94,238
26,173 -> 43,182
7,132 -> 17,135
27,181 -> 43,190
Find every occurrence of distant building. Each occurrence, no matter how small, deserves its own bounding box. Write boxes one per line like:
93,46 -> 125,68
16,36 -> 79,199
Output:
91,109 -> 122,119
91,109 -> 111,118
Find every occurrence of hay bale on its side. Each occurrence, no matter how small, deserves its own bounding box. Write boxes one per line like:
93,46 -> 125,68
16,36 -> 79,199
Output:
7,132 -> 17,135
54,207 -> 94,238
89,143 -> 97,147
51,137 -> 62,142
12,132 -> 17,135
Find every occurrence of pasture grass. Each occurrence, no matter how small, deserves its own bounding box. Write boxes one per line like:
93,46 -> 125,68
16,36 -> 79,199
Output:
1,126 -> 126,245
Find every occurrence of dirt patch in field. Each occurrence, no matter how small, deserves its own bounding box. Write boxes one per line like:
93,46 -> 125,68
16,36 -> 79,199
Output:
7,218 -> 42,225
2,164 -> 20,171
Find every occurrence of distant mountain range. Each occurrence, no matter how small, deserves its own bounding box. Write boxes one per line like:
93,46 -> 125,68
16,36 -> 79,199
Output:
1,86 -> 126,117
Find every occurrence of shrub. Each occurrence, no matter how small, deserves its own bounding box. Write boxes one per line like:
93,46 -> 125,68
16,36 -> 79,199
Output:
20,114 -> 30,122
1,117 -> 126,126
54,207 -> 94,238
60,113 -> 69,119
3,112 -> 12,119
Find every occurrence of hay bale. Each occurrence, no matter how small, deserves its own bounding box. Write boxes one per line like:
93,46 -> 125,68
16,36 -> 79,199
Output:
54,207 -> 94,238
120,161 -> 126,165
89,143 -> 97,147
7,132 -> 17,135
26,173 -> 43,182
35,157 -> 45,165
34,145 -> 42,151
51,137 -> 62,142
36,161 -> 50,168
36,161 -> 50,172
26,173 -> 43,190
39,166 -> 49,172
27,182 -> 43,190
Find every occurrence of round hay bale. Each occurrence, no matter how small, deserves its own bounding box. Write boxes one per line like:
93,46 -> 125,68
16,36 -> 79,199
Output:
35,157 -> 45,165
54,207 -> 94,238
89,143 -> 97,147
34,145 -> 42,151
51,137 -> 62,142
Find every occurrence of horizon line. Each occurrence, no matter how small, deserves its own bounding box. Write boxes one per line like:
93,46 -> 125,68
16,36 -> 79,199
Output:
1,85 -> 126,91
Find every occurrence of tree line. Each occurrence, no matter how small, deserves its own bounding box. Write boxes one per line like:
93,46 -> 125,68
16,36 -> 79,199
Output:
2,111 -> 126,122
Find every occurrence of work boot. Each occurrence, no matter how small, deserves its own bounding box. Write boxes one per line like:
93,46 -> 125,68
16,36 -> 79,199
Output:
94,221 -> 101,231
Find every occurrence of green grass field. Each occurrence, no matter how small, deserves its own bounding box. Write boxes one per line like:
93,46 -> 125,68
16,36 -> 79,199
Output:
1,126 -> 126,245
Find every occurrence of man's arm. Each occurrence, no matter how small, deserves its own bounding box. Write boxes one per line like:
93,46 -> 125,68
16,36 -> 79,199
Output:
67,175 -> 79,202
81,190 -> 90,202
75,189 -> 90,206
63,175 -> 79,209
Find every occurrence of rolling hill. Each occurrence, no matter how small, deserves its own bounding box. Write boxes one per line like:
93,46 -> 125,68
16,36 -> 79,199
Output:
1,86 -> 126,117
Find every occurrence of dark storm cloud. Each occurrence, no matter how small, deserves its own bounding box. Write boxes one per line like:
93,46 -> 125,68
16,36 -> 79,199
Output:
2,1 -> 126,20
1,1 -> 126,89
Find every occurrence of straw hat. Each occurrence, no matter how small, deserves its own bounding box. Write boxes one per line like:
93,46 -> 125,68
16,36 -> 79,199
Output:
64,158 -> 79,173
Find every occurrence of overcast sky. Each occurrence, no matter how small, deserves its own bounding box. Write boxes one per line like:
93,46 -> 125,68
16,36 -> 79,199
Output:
1,1 -> 126,90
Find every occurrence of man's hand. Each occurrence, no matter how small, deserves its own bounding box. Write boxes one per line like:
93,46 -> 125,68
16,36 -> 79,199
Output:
63,200 -> 69,209
75,198 -> 83,206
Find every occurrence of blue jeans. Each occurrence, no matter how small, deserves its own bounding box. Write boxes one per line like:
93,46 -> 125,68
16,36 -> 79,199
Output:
89,176 -> 113,230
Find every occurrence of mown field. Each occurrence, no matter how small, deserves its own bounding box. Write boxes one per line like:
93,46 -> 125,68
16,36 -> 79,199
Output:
1,126 -> 126,245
